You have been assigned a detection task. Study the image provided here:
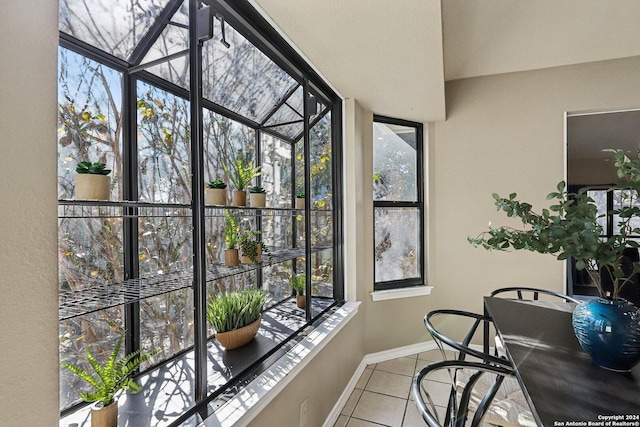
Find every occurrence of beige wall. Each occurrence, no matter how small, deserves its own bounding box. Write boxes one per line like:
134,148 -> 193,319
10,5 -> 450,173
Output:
429,56 -> 640,321
0,1 -> 60,426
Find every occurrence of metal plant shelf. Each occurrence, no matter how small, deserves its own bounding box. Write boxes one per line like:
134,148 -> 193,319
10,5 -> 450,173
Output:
59,246 -> 331,320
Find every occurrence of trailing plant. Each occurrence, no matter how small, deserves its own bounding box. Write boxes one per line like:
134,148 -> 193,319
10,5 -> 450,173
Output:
76,161 -> 111,175
59,331 -> 159,407
289,274 -> 306,296
469,149 -> 640,302
222,156 -> 261,191
207,288 -> 269,333
207,179 -> 227,189
249,186 -> 266,194
239,231 -> 272,263
296,190 -> 305,198
224,211 -> 239,249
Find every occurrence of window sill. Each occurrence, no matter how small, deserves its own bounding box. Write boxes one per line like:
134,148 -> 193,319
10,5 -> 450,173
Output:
370,285 -> 433,302
199,301 -> 361,426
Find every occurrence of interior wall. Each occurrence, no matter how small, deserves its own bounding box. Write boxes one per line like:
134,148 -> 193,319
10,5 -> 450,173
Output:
0,1 -> 60,426
430,55 -> 640,319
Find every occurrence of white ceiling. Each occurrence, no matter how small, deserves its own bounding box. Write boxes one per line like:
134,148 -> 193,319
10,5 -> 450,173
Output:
252,0 -> 640,123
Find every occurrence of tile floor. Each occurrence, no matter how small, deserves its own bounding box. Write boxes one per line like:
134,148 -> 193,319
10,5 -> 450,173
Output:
333,349 -> 453,427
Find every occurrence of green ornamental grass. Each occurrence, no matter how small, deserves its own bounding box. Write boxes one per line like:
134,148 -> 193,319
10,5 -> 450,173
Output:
207,288 -> 268,333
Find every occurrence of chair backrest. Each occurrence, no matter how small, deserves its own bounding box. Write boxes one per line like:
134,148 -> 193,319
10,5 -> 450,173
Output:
412,360 -> 514,427
490,286 -> 579,303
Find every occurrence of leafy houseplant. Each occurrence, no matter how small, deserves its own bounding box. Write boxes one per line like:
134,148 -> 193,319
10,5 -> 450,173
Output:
469,149 -> 640,371
206,288 -> 269,350
295,190 -> 305,209
60,331 -> 159,427
205,179 -> 227,205
222,156 -> 261,206
224,211 -> 239,266
249,185 -> 267,208
290,274 -> 306,308
239,231 -> 271,264
75,161 -> 112,200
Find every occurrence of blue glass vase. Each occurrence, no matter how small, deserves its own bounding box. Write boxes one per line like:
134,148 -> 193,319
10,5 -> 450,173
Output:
572,298 -> 640,371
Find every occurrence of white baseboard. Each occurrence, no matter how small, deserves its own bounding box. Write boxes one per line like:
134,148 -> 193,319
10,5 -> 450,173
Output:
322,340 -> 439,427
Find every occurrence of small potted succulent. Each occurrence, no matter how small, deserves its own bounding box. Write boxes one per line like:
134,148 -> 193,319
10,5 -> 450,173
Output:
60,331 -> 159,427
295,190 -> 305,209
205,179 -> 227,206
223,156 -> 261,207
75,161 -> 111,200
289,273 -> 306,308
249,185 -> 266,208
207,288 -> 269,350
223,211 -> 239,267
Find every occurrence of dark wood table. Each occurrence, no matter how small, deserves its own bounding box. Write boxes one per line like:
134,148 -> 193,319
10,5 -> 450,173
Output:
484,297 -> 640,427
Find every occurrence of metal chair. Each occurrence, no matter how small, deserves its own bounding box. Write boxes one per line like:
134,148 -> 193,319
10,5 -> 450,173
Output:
489,286 -> 579,303
412,359 -> 514,427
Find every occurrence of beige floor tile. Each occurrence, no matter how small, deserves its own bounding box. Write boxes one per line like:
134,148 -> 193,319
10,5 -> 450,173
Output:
417,348 -> 455,361
355,367 -> 373,390
375,356 -> 417,376
414,379 -> 452,408
351,390 -> 407,427
365,370 -> 412,399
414,362 -> 453,384
333,414 -> 349,427
341,388 -> 363,416
402,400 -> 425,427
346,417 -> 387,427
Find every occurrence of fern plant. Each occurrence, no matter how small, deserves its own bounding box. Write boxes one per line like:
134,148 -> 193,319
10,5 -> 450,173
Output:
223,156 -> 261,191
207,288 -> 268,333
60,332 -> 159,407
224,211 -> 239,249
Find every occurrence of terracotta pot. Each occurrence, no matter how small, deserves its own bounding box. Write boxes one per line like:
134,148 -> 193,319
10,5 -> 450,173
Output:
250,192 -> 266,208
205,187 -> 227,205
90,399 -> 118,427
215,317 -> 261,350
296,294 -> 306,308
295,197 -> 305,209
75,174 -> 110,200
240,243 -> 262,264
224,248 -> 239,267
232,190 -> 247,206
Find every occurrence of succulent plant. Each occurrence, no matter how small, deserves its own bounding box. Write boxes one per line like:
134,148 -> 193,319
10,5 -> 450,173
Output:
207,179 -> 227,189
76,161 -> 111,175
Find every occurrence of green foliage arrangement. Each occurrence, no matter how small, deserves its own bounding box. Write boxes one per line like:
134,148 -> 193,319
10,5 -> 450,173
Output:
76,161 -> 111,175
60,331 -> 159,407
207,179 -> 227,189
249,186 -> 266,194
289,274 -> 306,296
296,190 -> 305,198
207,288 -> 268,333
224,211 -> 239,249
469,149 -> 640,301
223,156 -> 261,191
239,231 -> 272,263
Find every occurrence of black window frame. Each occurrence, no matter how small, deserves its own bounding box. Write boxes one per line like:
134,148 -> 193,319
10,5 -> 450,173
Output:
373,115 -> 424,291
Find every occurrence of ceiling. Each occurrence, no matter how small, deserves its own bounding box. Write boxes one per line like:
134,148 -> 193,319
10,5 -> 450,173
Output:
251,0 -> 640,123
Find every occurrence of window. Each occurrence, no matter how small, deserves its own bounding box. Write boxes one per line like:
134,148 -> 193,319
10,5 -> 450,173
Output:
373,115 -> 424,290
57,1 -> 343,424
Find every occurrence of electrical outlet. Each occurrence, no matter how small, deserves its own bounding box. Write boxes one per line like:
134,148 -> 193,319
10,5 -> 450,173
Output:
299,398 -> 308,426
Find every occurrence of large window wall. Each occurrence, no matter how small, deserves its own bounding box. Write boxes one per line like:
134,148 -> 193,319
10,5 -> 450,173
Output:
57,0 -> 342,423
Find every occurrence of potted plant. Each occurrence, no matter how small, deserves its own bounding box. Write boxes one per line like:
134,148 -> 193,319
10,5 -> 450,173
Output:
224,211 -> 239,267
249,185 -> 267,208
206,179 -> 227,206
207,288 -> 268,350
469,149 -> 640,371
295,190 -> 305,209
223,156 -> 261,207
60,331 -> 159,427
238,231 -> 271,264
75,161 -> 111,200
290,273 -> 306,308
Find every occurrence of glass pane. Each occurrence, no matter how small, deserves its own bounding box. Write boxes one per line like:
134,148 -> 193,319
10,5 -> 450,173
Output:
373,122 -> 418,201
202,19 -> 299,123
613,189 -> 640,235
310,112 -> 333,210
59,0 -> 171,61
137,82 -> 191,203
138,215 -> 193,277
58,48 -> 122,200
261,134 -> 293,208
586,189 -> 607,233
374,208 -> 421,282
